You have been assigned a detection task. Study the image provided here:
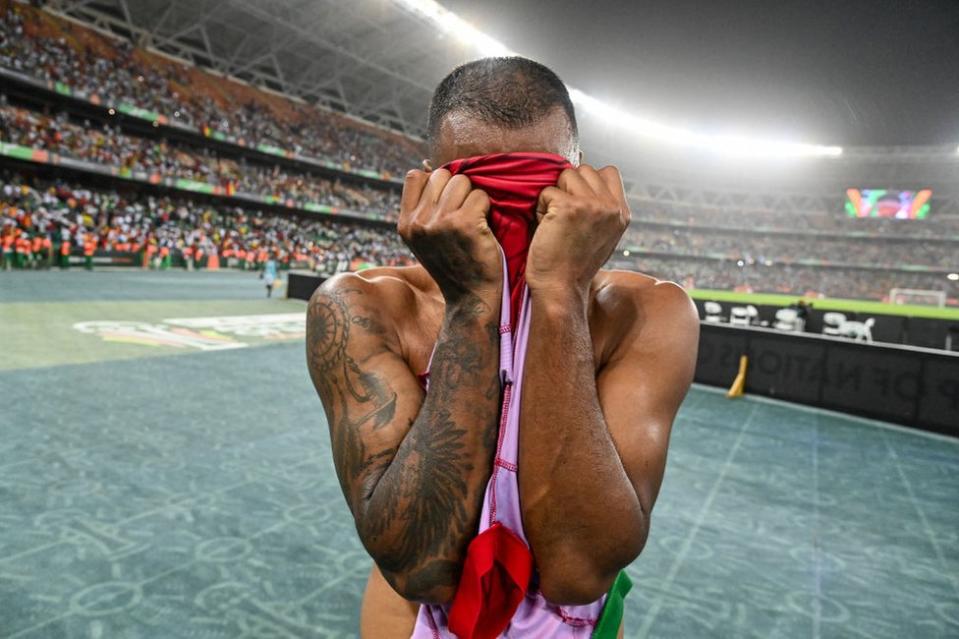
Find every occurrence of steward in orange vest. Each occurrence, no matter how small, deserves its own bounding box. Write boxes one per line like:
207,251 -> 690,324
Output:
59,236 -> 71,269
41,235 -> 53,269
83,236 -> 97,270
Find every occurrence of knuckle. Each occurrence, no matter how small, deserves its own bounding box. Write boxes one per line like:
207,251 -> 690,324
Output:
470,189 -> 490,208
408,219 -> 427,236
585,200 -> 603,216
448,173 -> 469,188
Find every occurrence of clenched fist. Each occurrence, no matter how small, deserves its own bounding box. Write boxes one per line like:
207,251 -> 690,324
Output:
397,169 -> 502,311
526,164 -> 631,297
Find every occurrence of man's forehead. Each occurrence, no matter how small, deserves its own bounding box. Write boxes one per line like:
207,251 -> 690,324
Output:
432,108 -> 577,166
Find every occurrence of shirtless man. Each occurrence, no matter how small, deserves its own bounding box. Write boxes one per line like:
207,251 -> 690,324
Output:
306,57 -> 699,637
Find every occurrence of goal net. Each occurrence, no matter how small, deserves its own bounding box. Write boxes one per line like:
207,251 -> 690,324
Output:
889,288 -> 946,307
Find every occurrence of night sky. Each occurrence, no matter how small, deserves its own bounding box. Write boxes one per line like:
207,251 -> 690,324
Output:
442,0 -> 959,147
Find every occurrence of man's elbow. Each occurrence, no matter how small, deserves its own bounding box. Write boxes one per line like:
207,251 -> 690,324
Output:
376,559 -> 458,606
539,570 -> 614,606
356,517 -> 460,605
538,535 -> 646,606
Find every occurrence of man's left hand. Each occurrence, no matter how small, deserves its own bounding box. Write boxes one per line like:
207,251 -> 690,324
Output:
526,164 -> 631,300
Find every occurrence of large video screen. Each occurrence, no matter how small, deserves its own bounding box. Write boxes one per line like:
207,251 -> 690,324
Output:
845,188 -> 931,219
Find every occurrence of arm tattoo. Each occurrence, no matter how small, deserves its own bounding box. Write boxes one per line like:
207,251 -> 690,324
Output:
307,287 -> 397,498
307,284 -> 501,601
366,310 -> 500,597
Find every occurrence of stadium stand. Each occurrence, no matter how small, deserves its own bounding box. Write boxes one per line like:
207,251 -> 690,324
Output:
0,171 -> 412,272
1,1 -> 957,307
0,103 -> 401,221
639,201 -> 959,238
0,2 -> 425,176
620,255 -> 956,303
621,224 -> 956,270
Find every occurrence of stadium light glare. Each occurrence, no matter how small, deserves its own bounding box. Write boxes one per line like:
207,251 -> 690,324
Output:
394,0 -> 843,159
948,273 -> 959,281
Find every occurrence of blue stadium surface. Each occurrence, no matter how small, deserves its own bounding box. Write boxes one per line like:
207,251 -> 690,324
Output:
1,270 -> 957,638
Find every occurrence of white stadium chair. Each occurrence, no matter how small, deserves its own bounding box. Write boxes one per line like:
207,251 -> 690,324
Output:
822,312 -> 846,337
840,317 -> 875,343
729,306 -> 751,327
773,308 -> 800,332
704,301 -> 724,323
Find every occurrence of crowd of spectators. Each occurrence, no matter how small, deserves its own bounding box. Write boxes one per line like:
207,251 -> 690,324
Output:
620,256 -> 959,302
0,103 -> 401,221
4,167 -> 952,302
1,2 -> 955,302
621,224 -> 957,269
0,172 -> 412,272
0,2 -> 425,177
640,202 -> 959,239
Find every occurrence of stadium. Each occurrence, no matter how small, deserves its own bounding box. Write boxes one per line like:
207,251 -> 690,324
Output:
1,0 -> 957,637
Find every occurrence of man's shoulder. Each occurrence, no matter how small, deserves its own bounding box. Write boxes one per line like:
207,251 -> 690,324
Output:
593,270 -> 700,355
309,266 -> 427,320
594,269 -> 697,318
315,265 -> 417,294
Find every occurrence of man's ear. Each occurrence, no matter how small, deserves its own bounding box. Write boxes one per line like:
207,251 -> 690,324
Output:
422,159 -> 433,172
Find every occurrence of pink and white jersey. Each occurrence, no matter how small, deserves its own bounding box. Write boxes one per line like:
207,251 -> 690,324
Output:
411,253 -> 606,638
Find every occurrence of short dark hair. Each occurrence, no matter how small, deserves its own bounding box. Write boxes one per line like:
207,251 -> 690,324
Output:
427,56 -> 578,148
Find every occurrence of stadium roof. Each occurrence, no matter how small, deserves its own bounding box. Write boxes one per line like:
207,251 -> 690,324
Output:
47,0 -> 466,136
46,0 -> 959,188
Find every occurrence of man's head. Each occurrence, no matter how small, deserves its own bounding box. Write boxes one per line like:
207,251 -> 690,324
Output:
427,57 -> 579,167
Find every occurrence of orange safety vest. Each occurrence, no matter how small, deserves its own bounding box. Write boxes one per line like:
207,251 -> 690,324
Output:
60,240 -> 71,256
1,235 -> 13,251
159,246 -> 170,257
83,239 -> 97,257
183,246 -> 194,258
32,236 -> 43,252
42,237 -> 52,250
146,244 -> 158,256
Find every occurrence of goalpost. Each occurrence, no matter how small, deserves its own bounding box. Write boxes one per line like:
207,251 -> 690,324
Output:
889,288 -> 947,307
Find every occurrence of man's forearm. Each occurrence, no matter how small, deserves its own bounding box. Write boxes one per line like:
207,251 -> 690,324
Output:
360,299 -> 500,603
519,291 -> 645,602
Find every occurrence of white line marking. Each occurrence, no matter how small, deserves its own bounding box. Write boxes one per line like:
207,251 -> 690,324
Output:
881,431 -> 959,599
636,403 -> 758,638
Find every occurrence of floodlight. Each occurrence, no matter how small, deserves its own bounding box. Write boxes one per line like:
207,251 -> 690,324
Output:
394,0 -> 844,159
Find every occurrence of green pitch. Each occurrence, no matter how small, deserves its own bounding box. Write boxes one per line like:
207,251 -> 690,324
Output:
689,288 -> 959,320
2,269 -> 957,638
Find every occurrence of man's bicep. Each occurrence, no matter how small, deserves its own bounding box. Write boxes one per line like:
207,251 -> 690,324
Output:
306,280 -> 424,512
597,283 -> 699,513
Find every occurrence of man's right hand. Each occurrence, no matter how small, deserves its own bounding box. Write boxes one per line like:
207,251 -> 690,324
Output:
397,169 -> 502,310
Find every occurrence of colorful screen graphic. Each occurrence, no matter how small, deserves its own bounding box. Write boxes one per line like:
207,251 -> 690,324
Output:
845,189 -> 931,219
